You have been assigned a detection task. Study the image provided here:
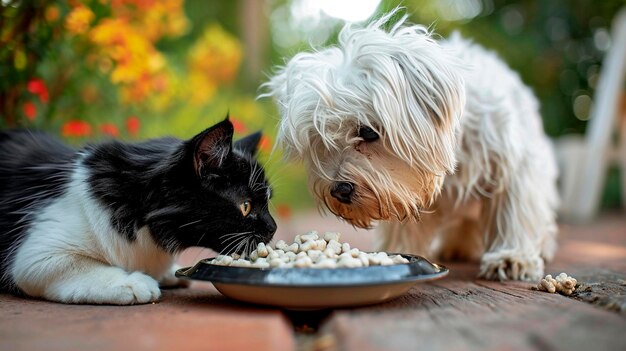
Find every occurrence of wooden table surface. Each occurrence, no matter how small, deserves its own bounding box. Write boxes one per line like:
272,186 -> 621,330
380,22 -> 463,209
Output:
1,213 -> 625,351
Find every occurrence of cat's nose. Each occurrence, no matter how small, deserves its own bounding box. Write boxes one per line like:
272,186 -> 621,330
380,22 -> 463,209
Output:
330,182 -> 353,204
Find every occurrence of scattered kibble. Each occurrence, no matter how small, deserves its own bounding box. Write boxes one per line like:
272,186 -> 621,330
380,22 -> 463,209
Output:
533,273 -> 578,296
210,231 -> 410,269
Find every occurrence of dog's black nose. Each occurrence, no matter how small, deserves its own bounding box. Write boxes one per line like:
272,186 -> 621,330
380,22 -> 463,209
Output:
330,182 -> 353,204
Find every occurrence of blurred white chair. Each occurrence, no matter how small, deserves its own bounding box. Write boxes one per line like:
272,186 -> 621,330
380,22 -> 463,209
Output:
557,7 -> 626,222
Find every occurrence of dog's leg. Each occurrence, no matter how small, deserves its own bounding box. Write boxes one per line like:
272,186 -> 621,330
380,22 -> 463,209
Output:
478,160 -> 558,281
437,218 -> 483,262
378,217 -> 439,258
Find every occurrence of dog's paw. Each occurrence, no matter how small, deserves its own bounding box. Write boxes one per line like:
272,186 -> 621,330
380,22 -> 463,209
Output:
479,250 -> 544,281
159,264 -> 191,289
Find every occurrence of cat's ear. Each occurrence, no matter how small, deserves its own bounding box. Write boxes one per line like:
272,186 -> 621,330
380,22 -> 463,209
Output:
191,118 -> 234,175
234,131 -> 262,156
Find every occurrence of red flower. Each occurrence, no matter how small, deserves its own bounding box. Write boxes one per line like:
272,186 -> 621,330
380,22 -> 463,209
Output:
126,116 -> 140,136
99,123 -> 119,137
230,117 -> 247,134
62,120 -> 92,137
259,135 -> 272,152
22,102 -> 37,121
27,78 -> 49,103
276,204 -> 292,219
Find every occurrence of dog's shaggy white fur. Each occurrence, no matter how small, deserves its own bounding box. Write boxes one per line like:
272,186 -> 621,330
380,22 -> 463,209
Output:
263,12 -> 559,281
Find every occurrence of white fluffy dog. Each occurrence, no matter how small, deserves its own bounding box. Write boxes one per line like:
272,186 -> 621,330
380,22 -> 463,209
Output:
263,12 -> 559,281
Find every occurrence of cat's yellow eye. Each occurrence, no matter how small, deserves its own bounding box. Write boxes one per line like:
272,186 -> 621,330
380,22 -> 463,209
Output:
240,201 -> 251,217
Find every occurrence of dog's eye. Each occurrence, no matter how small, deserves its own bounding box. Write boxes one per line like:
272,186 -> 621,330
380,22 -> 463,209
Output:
358,126 -> 379,142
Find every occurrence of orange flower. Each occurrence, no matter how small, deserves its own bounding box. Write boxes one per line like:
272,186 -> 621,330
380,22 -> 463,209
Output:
276,204 -> 292,219
91,18 -> 169,104
45,5 -> 60,23
22,102 -> 36,121
100,123 -> 120,137
65,5 -> 95,34
186,24 -> 242,105
126,116 -> 140,136
230,117 -> 247,134
259,135 -> 272,152
62,120 -> 92,137
27,78 -> 49,103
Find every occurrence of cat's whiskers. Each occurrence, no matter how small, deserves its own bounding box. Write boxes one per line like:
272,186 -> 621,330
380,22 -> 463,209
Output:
188,230 -> 210,263
220,231 -> 253,243
178,219 -> 202,229
219,238 -> 248,253
229,238 -> 248,256
219,231 -> 254,255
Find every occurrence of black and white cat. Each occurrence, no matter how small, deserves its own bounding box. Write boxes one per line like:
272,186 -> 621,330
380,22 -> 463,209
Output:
0,117 -> 276,304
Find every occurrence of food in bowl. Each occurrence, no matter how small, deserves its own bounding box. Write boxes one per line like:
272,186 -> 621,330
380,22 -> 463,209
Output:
210,231 -> 410,269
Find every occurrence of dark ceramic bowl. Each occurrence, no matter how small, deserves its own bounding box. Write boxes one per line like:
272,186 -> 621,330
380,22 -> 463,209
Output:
176,254 -> 448,309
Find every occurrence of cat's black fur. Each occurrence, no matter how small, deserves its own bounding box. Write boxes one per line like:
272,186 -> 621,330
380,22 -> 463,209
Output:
0,118 -> 276,289
0,130 -> 76,287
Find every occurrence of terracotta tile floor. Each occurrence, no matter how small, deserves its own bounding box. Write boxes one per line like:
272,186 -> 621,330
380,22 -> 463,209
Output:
1,213 -> 625,351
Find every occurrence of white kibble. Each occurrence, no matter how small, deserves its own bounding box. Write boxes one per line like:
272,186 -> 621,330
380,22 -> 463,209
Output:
367,254 -> 381,265
323,232 -> 340,242
232,259 -> 251,267
284,243 -> 299,253
380,258 -> 394,266
315,259 -> 337,269
349,248 -> 360,258
339,252 -> 352,259
338,257 -> 362,268
391,255 -> 409,264
294,257 -> 313,268
315,239 -> 327,251
328,240 -> 342,255
537,272 -> 577,296
275,240 -> 287,250
341,242 -> 351,253
307,250 -> 324,262
357,252 -> 369,267
268,250 -> 280,260
209,230 -> 410,269
301,232 -> 319,242
252,258 -> 270,269
539,275 -> 557,293
256,243 -> 269,257
323,248 -> 336,258
269,258 -> 285,268
299,240 -> 317,252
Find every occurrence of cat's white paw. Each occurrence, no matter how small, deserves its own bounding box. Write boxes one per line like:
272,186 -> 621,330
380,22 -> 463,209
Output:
106,271 -> 162,304
479,250 -> 544,281
47,270 -> 161,305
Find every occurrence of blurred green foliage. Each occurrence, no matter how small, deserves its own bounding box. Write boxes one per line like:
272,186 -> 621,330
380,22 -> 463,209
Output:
1,0 -> 623,210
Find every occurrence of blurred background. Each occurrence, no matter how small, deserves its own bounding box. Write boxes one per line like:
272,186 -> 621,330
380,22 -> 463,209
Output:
1,0 -> 624,222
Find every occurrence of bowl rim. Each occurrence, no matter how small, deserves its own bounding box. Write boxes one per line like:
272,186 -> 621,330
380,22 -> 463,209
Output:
175,253 -> 449,288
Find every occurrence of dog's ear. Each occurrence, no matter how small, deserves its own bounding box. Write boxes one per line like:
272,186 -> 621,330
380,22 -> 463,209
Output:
393,52 -> 465,130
